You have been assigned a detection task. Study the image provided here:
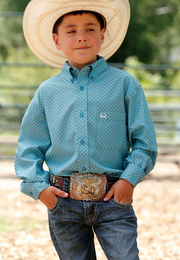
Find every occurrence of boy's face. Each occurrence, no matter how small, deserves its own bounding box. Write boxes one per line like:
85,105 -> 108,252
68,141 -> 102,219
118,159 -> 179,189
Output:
53,12 -> 105,70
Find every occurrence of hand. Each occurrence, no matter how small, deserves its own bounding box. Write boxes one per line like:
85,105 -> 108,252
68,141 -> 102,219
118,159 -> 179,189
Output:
103,178 -> 134,205
38,186 -> 68,209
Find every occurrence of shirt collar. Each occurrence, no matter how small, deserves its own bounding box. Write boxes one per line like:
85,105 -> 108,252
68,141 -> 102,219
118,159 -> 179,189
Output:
60,56 -> 107,82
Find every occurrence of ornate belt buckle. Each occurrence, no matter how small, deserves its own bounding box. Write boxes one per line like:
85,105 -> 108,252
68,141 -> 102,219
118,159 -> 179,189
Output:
70,173 -> 107,201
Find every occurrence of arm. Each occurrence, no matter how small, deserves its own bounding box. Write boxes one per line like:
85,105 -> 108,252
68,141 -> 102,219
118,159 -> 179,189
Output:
104,76 -> 157,203
15,86 -> 51,200
122,79 -> 158,187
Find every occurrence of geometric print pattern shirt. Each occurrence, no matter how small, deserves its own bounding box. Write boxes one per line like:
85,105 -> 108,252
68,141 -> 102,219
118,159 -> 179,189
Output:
15,56 -> 158,200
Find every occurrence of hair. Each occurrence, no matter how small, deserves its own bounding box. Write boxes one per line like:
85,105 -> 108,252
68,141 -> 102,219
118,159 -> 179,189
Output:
53,10 -> 105,35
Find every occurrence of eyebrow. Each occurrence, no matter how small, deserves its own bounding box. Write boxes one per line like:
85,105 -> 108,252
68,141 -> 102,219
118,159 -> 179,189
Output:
63,23 -> 97,29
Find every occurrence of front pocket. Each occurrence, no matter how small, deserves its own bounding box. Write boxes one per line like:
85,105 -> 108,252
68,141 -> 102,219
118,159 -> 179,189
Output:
109,198 -> 133,209
48,196 -> 62,214
97,112 -> 127,149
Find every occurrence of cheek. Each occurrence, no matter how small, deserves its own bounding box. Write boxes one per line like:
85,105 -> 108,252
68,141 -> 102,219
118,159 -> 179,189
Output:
60,39 -> 73,54
93,38 -> 103,49
91,34 -> 103,46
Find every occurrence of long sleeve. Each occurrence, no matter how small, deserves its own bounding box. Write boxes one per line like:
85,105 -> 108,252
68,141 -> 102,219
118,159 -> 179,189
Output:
120,76 -> 158,187
15,86 -> 51,200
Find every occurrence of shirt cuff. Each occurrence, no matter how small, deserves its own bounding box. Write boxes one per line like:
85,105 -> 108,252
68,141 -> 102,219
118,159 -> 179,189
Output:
20,181 -> 49,200
120,163 -> 145,187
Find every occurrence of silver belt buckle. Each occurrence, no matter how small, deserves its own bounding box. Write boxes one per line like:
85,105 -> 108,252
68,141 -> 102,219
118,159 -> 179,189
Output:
70,173 -> 107,201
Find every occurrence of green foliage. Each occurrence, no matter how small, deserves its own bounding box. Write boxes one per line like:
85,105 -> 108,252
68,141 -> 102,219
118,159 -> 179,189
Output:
124,56 -> 180,89
108,0 -> 180,63
171,70 -> 180,89
124,56 -> 180,106
161,62 -> 180,89
124,56 -> 163,88
1,47 -> 60,87
0,15 -> 24,60
0,0 -> 30,60
1,0 -> 30,12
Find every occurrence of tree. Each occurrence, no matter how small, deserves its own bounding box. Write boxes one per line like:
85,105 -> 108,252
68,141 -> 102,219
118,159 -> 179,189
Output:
108,0 -> 180,63
1,0 -> 30,12
0,0 -> 30,60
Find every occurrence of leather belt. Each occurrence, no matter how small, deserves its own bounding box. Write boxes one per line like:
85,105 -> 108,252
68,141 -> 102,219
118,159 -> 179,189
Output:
49,173 -> 119,201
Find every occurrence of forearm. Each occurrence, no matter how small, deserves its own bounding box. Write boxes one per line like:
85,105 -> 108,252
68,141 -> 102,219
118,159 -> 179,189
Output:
121,147 -> 157,187
15,87 -> 51,200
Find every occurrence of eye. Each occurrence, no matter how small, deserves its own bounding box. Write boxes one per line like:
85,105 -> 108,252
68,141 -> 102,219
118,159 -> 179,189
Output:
87,28 -> 94,32
67,30 -> 76,34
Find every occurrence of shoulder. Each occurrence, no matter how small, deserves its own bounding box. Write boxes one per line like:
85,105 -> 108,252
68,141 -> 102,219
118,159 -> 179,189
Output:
35,74 -> 65,97
40,74 -> 61,90
106,65 -> 140,86
30,74 -> 61,104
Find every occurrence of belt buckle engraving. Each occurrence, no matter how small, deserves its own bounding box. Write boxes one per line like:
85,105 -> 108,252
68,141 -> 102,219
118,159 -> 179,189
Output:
70,173 -> 107,201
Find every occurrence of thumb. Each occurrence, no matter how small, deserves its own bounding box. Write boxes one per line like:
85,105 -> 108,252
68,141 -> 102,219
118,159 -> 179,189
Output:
52,186 -> 69,198
103,188 -> 114,201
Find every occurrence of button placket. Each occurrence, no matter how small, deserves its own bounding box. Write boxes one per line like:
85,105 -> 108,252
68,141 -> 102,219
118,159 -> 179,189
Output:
76,70 -> 90,172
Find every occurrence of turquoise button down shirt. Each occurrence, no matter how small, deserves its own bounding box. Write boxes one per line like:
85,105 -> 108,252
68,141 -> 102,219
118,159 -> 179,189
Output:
15,56 -> 157,200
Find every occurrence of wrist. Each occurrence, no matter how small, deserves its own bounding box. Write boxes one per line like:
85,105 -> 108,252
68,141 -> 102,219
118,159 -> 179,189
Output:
120,178 -> 134,188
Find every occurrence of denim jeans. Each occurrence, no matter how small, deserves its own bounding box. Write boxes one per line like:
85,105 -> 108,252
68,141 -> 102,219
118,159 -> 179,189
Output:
48,195 -> 139,260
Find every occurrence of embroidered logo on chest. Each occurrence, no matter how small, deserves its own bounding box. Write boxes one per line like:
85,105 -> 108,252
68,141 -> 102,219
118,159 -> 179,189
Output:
100,113 -> 107,119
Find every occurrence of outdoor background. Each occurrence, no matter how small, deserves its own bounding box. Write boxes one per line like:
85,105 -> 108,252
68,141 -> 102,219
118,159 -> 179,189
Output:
0,0 -> 180,259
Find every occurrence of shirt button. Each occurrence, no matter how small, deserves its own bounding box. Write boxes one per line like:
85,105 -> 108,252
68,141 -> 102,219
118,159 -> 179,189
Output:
80,86 -> 84,90
80,139 -> 85,145
82,167 -> 86,171
80,112 -> 84,117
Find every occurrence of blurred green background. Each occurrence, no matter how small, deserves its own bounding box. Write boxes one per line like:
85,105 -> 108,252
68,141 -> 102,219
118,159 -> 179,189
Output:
0,0 -> 180,159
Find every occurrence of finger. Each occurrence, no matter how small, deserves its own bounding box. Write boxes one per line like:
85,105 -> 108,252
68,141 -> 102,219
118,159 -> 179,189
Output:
52,187 -> 69,198
47,201 -> 56,209
103,188 -> 114,201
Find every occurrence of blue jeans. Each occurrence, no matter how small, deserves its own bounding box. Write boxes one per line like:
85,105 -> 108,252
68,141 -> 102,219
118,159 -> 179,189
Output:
48,195 -> 139,260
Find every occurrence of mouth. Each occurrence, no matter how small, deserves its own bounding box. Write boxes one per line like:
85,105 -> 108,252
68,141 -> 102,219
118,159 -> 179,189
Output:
76,46 -> 90,50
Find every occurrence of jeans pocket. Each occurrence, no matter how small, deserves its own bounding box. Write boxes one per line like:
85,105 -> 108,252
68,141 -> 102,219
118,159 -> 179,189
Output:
109,198 -> 133,209
48,196 -> 62,214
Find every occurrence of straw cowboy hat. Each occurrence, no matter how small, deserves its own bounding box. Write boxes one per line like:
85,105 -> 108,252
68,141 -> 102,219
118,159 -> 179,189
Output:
23,0 -> 130,68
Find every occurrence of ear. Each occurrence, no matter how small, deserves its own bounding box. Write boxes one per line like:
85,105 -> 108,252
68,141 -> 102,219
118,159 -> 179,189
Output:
100,28 -> 105,45
53,33 -> 61,50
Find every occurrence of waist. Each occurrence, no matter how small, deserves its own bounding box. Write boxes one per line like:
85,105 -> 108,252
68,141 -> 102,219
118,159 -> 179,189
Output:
49,173 -> 119,201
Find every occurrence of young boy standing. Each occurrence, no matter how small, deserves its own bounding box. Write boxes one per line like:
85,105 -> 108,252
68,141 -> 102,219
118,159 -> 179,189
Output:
15,0 -> 158,259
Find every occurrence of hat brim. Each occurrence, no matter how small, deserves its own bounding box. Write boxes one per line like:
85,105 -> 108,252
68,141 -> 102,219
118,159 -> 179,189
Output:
23,0 -> 130,68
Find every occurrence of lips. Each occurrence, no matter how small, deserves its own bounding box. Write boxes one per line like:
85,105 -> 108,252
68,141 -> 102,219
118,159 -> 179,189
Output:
76,46 -> 90,50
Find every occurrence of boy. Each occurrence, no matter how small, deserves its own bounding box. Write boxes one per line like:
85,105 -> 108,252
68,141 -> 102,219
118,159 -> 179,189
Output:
15,0 -> 158,259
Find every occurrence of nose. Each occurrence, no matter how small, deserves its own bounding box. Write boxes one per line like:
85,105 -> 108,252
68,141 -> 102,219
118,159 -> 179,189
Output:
78,37 -> 87,43
77,32 -> 87,42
